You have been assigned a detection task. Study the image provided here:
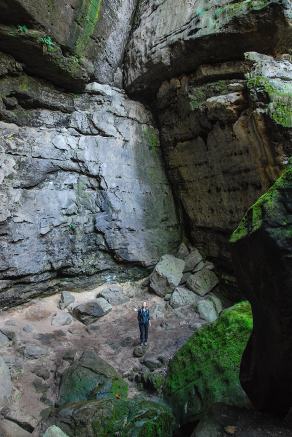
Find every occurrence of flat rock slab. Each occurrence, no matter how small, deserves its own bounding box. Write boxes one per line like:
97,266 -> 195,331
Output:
43,425 -> 69,437
51,312 -> 73,327
73,298 -> 112,325
187,268 -> 219,296
0,356 -> 12,407
150,255 -> 185,297
99,285 -> 130,305
24,345 -> 48,359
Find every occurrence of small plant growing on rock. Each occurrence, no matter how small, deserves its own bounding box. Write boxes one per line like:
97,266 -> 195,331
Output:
68,223 -> 77,234
17,24 -> 28,33
39,35 -> 55,52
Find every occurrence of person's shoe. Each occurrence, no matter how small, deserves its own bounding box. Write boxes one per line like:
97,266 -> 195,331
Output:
144,342 -> 148,346
140,343 -> 143,347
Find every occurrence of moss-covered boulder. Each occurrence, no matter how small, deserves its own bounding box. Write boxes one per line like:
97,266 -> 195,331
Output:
58,351 -> 128,406
164,302 -> 252,424
231,164 -> 292,415
41,398 -> 175,437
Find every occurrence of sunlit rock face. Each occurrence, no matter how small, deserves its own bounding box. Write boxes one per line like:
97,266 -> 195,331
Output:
124,0 -> 291,100
0,62 -> 181,307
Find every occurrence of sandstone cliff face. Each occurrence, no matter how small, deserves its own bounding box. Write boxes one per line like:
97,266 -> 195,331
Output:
124,0 -> 291,99
125,0 -> 292,271
156,54 -> 292,268
0,54 -> 180,307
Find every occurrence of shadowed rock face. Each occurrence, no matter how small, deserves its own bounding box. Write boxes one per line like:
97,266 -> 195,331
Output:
231,165 -> 292,415
124,0 -> 291,100
155,53 -> 292,269
0,0 -> 137,90
0,67 -> 181,307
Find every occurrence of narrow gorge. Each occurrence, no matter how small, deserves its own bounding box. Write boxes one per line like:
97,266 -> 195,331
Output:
0,1 -> 291,436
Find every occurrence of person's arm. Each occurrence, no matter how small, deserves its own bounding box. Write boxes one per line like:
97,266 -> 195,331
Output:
148,310 -> 151,327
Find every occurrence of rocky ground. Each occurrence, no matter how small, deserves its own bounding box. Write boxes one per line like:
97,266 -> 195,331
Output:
0,278 -> 209,436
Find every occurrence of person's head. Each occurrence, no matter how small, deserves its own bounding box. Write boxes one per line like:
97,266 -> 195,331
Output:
142,301 -> 148,308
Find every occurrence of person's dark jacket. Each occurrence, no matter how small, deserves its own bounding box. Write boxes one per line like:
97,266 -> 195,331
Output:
137,308 -> 150,324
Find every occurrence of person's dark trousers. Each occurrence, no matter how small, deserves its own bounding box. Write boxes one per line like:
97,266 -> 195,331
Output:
139,322 -> 149,344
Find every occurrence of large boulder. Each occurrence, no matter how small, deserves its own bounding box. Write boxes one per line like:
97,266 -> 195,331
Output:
164,302 -> 252,425
0,72 -> 180,307
150,255 -> 185,297
58,351 -> 128,406
99,284 -> 129,305
186,269 -> 219,296
170,286 -> 198,309
124,0 -> 291,99
73,299 -> 112,325
40,398 -> 175,437
230,164 -> 292,415
0,356 -> 12,407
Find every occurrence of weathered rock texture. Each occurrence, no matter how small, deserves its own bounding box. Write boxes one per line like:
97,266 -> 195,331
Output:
231,165 -> 292,415
0,0 -> 137,90
124,0 -> 292,99
0,60 -> 180,307
156,54 -> 292,268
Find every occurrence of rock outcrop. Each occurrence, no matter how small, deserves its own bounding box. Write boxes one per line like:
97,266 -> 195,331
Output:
165,302 -> 252,425
155,53 -> 292,269
0,64 -> 180,307
231,165 -> 292,415
124,0 -> 291,99
0,0 -> 137,90
40,398 -> 175,437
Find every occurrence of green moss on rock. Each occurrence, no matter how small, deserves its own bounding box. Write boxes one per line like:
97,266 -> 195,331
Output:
247,75 -> 292,128
74,0 -> 103,55
164,302 -> 252,423
58,352 -> 128,406
143,126 -> 159,150
49,398 -> 175,437
230,166 -> 292,243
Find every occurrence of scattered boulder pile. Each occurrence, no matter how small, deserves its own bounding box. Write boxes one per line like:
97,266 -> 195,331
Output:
150,243 -> 222,322
39,350 -> 175,437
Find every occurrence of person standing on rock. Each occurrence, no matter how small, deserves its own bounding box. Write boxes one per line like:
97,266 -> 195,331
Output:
134,302 -> 151,346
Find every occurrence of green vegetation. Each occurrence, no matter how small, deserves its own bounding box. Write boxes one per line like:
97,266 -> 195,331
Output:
190,80 -> 230,110
165,302 -> 252,422
143,127 -> 159,150
39,35 -> 56,52
230,165 -> 292,243
74,0 -> 103,55
214,0 -> 269,20
247,75 -> 292,128
17,24 -> 28,33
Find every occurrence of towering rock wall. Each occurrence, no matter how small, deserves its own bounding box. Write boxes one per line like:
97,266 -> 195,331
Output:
0,53 -> 181,306
125,0 -> 292,271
